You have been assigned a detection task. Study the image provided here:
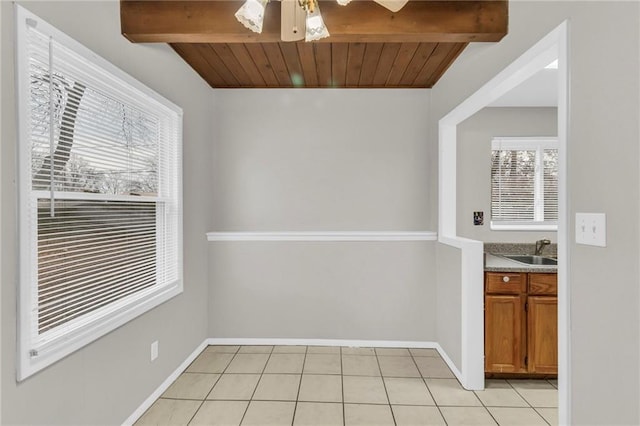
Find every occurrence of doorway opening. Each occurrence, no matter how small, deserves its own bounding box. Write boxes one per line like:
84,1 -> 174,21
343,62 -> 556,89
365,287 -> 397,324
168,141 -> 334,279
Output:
438,21 -> 569,425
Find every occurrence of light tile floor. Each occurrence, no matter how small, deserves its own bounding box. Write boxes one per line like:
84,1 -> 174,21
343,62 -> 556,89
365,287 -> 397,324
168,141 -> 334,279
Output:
135,345 -> 558,426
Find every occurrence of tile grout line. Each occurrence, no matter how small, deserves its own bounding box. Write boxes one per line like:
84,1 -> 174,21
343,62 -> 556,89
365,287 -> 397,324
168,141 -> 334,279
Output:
409,352 -> 449,425
373,349 -> 397,426
290,346 -> 309,426
340,346 -> 346,426
506,380 -> 536,409
185,345 -> 239,425
532,406 -> 553,426
155,396 -> 554,407
470,378 -> 500,426
237,345 -> 275,426
202,346 -> 240,399
466,377 -> 494,423
506,379 -> 556,425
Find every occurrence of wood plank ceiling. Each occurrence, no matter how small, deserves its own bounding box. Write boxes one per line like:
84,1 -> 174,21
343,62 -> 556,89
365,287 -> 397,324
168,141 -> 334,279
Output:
121,1 -> 508,89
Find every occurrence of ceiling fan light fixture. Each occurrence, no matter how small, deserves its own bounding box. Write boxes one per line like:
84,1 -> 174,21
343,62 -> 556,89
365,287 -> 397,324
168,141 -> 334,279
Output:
305,3 -> 329,41
235,0 -> 269,34
336,0 -> 352,5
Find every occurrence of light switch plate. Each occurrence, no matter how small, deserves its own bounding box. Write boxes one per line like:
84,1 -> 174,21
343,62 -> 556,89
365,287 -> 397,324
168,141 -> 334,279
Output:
575,213 -> 606,247
151,340 -> 159,361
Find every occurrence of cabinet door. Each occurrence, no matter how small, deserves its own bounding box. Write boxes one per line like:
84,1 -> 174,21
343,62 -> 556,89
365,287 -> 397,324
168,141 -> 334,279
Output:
485,295 -> 526,373
527,296 -> 558,374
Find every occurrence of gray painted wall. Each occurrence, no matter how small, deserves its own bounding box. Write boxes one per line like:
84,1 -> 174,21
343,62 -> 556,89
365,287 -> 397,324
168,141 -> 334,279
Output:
211,89 -> 431,231
209,242 -> 436,341
457,107 -> 558,243
435,244 -> 462,370
209,89 -> 437,341
431,2 -> 639,424
1,2 -> 211,424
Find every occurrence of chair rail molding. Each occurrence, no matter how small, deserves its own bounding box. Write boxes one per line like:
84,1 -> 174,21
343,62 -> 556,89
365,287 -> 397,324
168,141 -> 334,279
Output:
206,231 -> 438,242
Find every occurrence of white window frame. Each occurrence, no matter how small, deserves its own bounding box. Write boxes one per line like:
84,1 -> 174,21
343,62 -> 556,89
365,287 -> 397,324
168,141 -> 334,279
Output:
490,137 -> 558,231
15,6 -> 183,380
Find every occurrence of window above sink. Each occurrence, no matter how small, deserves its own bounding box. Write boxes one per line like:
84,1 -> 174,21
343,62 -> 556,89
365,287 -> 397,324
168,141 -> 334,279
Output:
490,137 -> 558,231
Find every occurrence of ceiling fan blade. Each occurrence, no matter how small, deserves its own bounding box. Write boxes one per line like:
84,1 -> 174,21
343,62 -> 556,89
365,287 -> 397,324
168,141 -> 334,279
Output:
373,0 -> 409,12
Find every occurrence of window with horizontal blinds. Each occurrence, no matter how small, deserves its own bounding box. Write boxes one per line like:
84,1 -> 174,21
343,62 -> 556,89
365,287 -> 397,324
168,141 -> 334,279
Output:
37,200 -> 157,334
17,6 -> 183,380
490,138 -> 558,230
543,149 -> 559,221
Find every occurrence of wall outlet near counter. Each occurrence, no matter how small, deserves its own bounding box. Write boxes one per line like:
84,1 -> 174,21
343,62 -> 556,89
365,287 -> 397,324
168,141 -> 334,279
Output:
575,213 -> 606,247
473,211 -> 484,226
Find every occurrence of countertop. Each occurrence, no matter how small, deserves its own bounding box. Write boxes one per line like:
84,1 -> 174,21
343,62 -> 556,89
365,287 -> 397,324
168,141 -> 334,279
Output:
484,253 -> 558,273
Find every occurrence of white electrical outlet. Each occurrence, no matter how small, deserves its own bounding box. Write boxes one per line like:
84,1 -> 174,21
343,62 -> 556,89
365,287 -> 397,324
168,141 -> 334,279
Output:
575,213 -> 606,247
151,340 -> 159,362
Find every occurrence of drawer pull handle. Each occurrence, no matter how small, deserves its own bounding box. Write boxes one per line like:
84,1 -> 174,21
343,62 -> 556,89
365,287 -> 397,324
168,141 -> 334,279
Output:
502,276 -> 510,283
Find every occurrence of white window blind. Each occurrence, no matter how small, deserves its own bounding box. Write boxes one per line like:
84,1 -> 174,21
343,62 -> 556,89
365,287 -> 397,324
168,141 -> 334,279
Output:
16,6 -> 183,380
490,137 -> 558,230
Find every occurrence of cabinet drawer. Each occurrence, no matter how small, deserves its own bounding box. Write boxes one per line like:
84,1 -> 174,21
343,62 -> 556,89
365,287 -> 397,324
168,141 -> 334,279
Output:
528,273 -> 558,295
485,272 -> 526,294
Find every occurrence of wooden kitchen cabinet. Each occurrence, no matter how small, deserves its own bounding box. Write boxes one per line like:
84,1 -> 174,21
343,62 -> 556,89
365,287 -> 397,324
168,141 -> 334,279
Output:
485,272 -> 557,376
484,294 -> 526,373
527,296 -> 558,373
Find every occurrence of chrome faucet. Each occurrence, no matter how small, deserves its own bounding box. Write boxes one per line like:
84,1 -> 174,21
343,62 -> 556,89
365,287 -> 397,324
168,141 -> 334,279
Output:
535,238 -> 551,256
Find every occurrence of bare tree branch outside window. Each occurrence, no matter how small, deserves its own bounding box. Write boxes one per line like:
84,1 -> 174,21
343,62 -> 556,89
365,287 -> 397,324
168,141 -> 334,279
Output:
30,69 -> 159,195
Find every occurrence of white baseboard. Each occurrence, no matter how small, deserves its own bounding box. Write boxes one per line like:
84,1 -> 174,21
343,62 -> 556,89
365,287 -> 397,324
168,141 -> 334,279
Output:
122,339 -> 208,426
124,337 -> 466,425
207,337 -> 439,349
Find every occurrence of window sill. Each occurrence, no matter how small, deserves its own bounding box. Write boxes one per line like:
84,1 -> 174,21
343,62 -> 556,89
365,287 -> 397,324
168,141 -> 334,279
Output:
490,222 -> 558,232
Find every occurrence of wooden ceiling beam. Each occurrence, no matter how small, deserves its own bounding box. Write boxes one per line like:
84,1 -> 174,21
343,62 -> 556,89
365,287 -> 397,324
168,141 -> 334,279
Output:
120,0 -> 508,44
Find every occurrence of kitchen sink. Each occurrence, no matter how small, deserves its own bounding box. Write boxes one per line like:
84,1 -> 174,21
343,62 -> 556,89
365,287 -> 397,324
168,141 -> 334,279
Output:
502,255 -> 558,266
